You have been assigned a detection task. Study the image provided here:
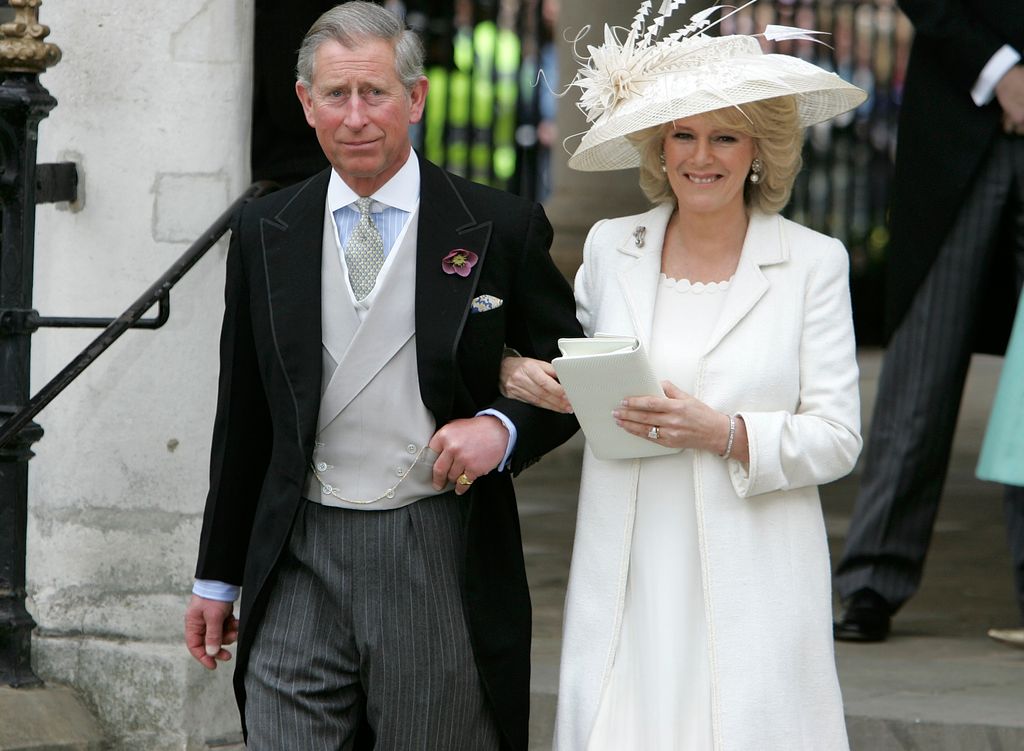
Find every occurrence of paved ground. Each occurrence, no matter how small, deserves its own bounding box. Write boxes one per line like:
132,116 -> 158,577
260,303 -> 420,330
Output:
517,349 -> 1024,750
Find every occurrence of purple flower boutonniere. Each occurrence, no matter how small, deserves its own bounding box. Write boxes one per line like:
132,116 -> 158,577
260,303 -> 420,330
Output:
442,249 -> 478,277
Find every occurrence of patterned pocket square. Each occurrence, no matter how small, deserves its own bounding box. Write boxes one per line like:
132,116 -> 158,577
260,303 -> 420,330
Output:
470,294 -> 503,313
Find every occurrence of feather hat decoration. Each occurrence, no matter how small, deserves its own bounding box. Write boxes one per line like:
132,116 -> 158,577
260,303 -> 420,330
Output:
567,0 -> 867,172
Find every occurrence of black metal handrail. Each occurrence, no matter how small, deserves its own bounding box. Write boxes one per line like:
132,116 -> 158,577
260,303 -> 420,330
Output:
0,180 -> 276,449
0,295 -> 170,332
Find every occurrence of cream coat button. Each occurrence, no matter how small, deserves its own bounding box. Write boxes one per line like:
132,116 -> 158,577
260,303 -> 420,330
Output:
396,467 -> 405,477
385,489 -> 396,499
406,444 -> 417,454
317,462 -> 328,472
323,484 -> 333,494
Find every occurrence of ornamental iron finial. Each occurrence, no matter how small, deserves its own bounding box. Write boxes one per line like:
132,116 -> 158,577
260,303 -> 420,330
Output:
0,0 -> 61,73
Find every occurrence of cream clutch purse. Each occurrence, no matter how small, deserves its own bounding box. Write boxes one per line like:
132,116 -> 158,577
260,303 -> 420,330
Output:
553,334 -> 681,460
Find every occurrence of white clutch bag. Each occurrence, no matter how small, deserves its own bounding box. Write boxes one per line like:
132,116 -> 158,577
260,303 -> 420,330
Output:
553,334 -> 681,460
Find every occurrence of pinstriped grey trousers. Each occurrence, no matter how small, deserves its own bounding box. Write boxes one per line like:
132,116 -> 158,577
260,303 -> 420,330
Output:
835,135 -> 1024,615
244,493 -> 501,750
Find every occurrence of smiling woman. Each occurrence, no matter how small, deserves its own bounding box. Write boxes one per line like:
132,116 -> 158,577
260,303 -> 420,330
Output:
498,7 -> 868,748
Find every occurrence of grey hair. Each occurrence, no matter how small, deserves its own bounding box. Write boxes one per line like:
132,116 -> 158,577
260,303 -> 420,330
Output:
295,1 -> 425,91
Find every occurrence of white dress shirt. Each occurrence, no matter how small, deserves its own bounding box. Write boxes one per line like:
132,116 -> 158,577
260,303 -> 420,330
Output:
972,44 -> 1021,106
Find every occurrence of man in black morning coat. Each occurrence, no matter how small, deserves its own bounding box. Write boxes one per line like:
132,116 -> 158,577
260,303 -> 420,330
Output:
835,0 -> 1024,641
183,3 -> 581,748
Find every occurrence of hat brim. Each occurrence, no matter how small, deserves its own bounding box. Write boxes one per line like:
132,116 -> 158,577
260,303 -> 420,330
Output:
568,52 -> 868,172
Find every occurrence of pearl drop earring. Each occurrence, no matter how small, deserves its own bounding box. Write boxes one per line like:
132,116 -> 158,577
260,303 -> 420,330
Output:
749,157 -> 763,184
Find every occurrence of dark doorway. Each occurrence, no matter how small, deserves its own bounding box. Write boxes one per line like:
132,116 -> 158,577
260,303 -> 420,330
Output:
250,1 -> 336,186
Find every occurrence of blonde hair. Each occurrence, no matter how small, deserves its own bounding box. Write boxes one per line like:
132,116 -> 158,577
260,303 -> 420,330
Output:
631,96 -> 804,213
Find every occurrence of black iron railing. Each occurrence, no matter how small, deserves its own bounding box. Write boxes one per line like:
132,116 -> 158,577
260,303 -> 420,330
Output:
0,0 -> 269,690
0,180 -> 275,451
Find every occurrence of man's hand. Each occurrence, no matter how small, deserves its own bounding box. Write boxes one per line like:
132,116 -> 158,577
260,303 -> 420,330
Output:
185,594 -> 238,670
996,65 -> 1024,132
429,415 -> 509,495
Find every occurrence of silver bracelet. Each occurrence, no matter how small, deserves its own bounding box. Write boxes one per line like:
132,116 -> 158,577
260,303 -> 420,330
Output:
720,414 -> 736,460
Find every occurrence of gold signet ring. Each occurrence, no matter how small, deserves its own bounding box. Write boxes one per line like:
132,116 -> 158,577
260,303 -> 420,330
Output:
457,473 -> 473,486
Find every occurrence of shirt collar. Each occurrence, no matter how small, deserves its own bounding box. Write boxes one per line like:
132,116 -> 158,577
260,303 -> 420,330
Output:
327,152 -> 420,214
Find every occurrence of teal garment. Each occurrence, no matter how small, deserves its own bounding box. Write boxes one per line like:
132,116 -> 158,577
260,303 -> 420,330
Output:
977,288 -> 1024,486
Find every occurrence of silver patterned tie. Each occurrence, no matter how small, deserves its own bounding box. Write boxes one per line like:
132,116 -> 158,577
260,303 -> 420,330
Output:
344,197 -> 385,301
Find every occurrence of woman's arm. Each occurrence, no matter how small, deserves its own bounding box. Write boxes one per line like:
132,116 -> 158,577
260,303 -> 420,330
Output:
499,355 -> 573,413
733,239 -> 863,497
611,381 -> 750,465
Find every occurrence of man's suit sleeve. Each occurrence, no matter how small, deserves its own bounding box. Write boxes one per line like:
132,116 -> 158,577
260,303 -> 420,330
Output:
194,203 -> 272,585
489,201 -> 583,473
898,0 -> 1011,91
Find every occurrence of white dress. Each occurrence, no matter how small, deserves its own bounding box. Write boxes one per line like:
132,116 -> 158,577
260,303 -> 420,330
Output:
588,274 -> 731,751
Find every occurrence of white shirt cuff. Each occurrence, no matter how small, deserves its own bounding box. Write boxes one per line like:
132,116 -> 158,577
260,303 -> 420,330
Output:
476,408 -> 517,471
972,45 -> 1021,106
193,579 -> 240,602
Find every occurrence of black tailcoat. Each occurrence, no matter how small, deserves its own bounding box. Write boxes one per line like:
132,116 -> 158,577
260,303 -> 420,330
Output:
887,0 -> 1023,352
195,154 -> 582,750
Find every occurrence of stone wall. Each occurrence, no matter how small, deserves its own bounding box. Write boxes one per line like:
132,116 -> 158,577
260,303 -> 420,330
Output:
28,1 -> 254,748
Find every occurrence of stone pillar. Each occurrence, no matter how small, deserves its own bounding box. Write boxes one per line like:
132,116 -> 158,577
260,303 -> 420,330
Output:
544,0 -> 715,278
28,1 -> 253,748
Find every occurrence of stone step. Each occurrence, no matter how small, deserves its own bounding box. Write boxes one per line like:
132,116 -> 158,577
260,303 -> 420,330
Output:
838,637 -> 1024,751
532,671 -> 1024,751
0,685 -> 103,751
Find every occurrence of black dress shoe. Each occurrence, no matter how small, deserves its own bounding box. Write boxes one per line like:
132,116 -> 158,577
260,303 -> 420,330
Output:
833,589 -> 891,642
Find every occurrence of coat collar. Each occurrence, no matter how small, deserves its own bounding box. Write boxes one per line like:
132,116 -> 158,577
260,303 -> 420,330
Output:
702,211 -> 785,355
616,208 -> 787,355
258,169 -> 331,452
614,203 -> 672,345
414,154 -> 492,421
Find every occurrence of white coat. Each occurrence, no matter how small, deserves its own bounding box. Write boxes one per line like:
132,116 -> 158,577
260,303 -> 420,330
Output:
554,205 -> 862,751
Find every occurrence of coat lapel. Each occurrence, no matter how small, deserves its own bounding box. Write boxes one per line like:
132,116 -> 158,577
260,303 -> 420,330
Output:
414,156 -> 492,421
612,207 -> 785,356
259,170 -> 330,449
701,212 -> 785,356
616,203 -> 674,345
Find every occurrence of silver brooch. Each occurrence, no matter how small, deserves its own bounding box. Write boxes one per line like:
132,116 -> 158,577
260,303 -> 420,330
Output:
633,226 -> 646,248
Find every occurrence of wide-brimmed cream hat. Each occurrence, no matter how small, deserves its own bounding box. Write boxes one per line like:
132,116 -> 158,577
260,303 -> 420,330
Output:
567,4 -> 867,172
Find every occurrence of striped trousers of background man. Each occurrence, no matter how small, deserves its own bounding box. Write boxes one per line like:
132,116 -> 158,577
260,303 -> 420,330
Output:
835,134 -> 1024,619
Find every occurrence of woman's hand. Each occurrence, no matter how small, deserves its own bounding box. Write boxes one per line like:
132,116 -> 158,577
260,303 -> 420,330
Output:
613,380 -> 748,463
499,356 -> 573,413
